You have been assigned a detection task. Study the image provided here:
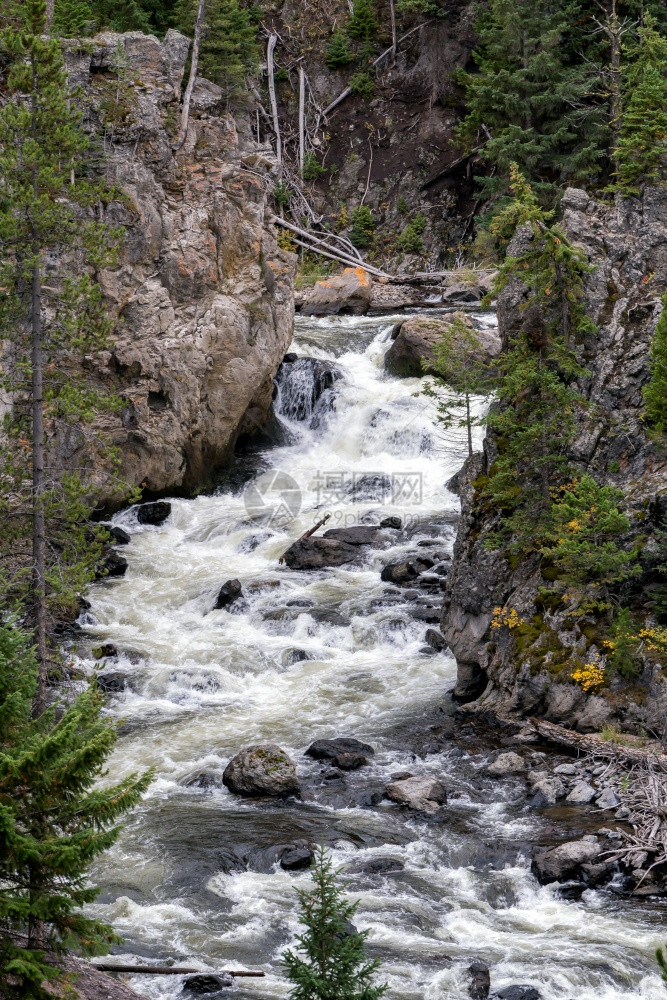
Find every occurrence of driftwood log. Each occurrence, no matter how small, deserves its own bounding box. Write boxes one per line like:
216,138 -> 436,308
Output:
528,717 -> 667,771
92,964 -> 265,976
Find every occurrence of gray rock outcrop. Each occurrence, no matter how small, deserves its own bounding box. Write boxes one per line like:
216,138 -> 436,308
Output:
55,32 -> 294,507
441,186 -> 667,730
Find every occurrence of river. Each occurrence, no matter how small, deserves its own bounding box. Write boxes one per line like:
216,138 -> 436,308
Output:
79,310 -> 666,1000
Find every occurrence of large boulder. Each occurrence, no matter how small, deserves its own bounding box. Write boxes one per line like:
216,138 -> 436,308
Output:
282,537 -> 359,570
223,744 -> 300,798
384,313 -> 501,377
300,267 -> 373,316
531,837 -> 603,883
182,974 -> 233,995
323,526 -> 390,546
486,752 -> 525,776
385,776 -> 447,814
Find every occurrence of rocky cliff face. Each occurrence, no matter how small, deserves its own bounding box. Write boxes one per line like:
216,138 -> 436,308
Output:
57,31 -> 294,505
441,186 -> 667,732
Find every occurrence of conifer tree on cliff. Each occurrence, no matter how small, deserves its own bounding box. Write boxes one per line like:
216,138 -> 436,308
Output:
174,0 -> 258,103
0,620 -> 152,998
0,0 -> 124,711
458,0 -> 607,204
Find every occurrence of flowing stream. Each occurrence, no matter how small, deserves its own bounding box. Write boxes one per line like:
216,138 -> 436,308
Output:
80,311 -> 666,1000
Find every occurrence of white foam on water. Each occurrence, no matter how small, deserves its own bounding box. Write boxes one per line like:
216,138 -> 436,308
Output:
81,311 -> 666,998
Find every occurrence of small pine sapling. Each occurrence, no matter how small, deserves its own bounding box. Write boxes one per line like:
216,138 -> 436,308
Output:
282,845 -> 387,1000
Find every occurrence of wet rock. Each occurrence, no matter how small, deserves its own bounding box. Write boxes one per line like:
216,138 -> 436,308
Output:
380,516 -> 402,529
136,500 -> 172,526
555,880 -> 588,900
181,767 -> 224,789
442,282 -> 483,303
300,267 -> 373,316
182,974 -> 233,994
280,846 -> 314,871
385,776 -> 447,814
109,525 -> 131,544
98,549 -> 128,578
532,838 -> 603,883
283,352 -> 298,363
223,744 -> 300,798
346,856 -> 404,875
281,648 -> 311,666
213,579 -> 243,609
493,988 -> 541,1000
282,537 -> 359,570
306,738 -> 374,770
554,763 -> 578,776
486,752 -> 525,776
468,960 -> 491,1000
96,671 -> 129,694
566,781 -> 597,805
425,628 -> 447,652
275,358 -> 343,424
595,787 -> 621,810
323,526 -> 386,546
381,558 -> 433,584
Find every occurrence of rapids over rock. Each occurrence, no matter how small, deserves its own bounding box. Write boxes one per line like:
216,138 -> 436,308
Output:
77,311 -> 666,1000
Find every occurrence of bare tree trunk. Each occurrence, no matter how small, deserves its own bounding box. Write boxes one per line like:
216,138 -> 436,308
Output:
174,0 -> 206,151
31,256 -> 48,716
267,34 -> 282,168
298,64 -> 305,173
389,0 -> 397,65
465,392 -> 473,458
608,0 -> 622,175
45,0 -> 55,32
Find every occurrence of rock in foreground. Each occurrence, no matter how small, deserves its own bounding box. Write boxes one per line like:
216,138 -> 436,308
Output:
223,745 -> 300,798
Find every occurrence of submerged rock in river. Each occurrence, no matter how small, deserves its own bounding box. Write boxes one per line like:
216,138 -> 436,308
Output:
306,737 -> 374,770
223,744 -> 300,798
136,500 -> 171,525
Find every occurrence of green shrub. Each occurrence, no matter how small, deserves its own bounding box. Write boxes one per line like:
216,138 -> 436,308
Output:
349,205 -> 375,249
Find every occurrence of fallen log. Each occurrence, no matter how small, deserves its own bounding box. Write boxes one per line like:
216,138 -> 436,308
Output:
528,717 -> 667,770
92,964 -> 265,977
279,514 -> 331,564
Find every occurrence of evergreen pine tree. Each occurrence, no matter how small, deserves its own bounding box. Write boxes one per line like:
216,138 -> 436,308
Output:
616,15 -> 667,192
89,0 -> 152,31
606,606 -> 639,676
480,165 -> 594,547
458,0 -> 607,204
174,0 -> 258,101
643,293 -> 667,433
282,845 -> 387,1000
0,0 -> 126,710
424,315 -> 497,458
326,29 -> 354,69
0,621 -> 152,998
348,0 -> 378,43
52,0 -> 93,34
539,475 -> 639,604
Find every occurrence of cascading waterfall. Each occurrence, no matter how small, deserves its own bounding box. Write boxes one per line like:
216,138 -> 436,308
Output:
80,311 -> 666,1000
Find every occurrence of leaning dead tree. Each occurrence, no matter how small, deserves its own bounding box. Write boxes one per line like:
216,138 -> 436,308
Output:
529,718 -> 667,771
267,33 -> 283,168
174,0 -> 206,150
